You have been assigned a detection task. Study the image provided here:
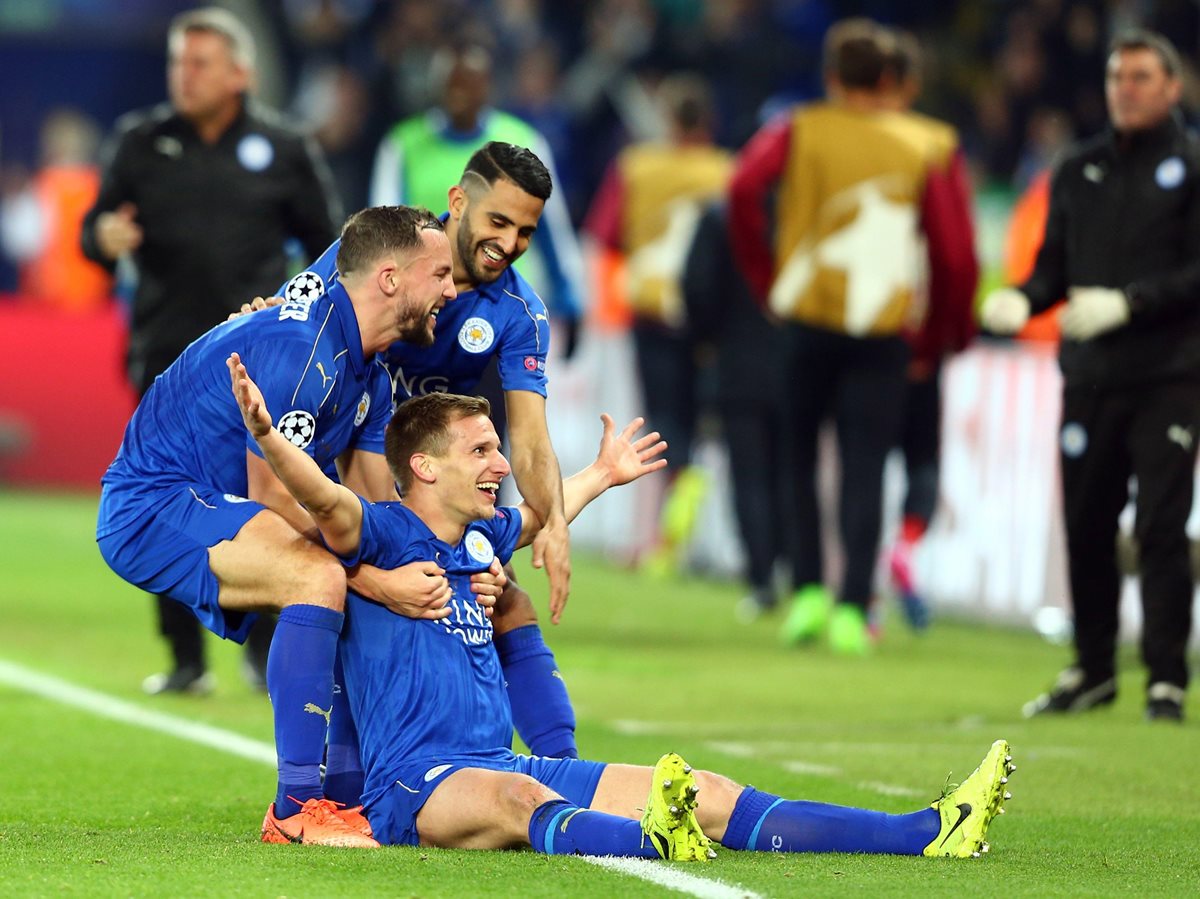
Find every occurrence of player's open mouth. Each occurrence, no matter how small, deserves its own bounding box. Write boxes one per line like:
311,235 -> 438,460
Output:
481,245 -> 506,267
477,481 -> 499,500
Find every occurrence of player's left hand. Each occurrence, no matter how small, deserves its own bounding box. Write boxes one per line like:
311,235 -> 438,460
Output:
531,519 -> 571,625
469,557 -> 507,619
227,352 -> 272,438
227,295 -> 284,322
1060,287 -> 1130,340
594,413 -> 669,487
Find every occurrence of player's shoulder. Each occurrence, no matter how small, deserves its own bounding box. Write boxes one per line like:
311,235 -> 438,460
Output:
464,508 -> 521,555
242,291 -> 337,346
492,268 -> 547,317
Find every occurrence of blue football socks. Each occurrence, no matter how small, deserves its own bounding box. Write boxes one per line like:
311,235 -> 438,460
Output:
528,799 -> 659,857
495,624 -> 578,758
268,603 -> 343,819
721,786 -> 940,855
322,653 -> 364,807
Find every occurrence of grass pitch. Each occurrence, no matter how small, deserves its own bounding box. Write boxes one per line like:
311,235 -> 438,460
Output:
1,489 -> 1197,897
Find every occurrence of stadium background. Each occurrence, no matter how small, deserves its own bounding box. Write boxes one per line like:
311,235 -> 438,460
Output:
2,0 -> 1200,644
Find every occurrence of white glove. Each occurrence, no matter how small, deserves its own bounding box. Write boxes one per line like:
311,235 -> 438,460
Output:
1060,287 -> 1130,340
980,287 -> 1031,335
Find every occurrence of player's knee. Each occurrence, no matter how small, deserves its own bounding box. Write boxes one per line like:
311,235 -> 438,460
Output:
693,770 -> 742,833
283,544 -> 346,609
493,580 -> 538,632
500,774 -> 560,841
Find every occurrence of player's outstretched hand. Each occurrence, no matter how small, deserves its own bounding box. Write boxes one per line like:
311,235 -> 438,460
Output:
469,557 -> 507,619
595,413 -> 668,487
226,295 -> 284,322
227,352 -> 271,439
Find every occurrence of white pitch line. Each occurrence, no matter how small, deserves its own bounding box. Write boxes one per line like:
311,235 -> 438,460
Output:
580,856 -> 763,899
0,659 -> 752,899
0,658 -> 276,764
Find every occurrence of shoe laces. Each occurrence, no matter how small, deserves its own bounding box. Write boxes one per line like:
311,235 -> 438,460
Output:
288,796 -> 344,825
936,773 -> 960,803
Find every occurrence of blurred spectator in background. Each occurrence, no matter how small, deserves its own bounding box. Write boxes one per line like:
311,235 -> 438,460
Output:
684,195 -> 793,620
983,30 -> 1199,723
369,39 -> 585,369
877,29 -> 980,633
0,109 -> 112,311
1003,107 -> 1075,344
729,19 -> 974,655
80,6 -> 341,697
584,73 -> 731,577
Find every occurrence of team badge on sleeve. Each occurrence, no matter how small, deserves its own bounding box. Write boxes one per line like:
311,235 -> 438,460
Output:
277,410 -> 316,449
464,530 -> 495,565
354,391 -> 371,426
458,317 -> 495,354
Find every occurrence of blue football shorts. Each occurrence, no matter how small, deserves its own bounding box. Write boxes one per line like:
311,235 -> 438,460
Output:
367,753 -> 608,846
96,480 -> 265,642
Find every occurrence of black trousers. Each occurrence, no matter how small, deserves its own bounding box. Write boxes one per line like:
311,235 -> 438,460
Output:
1061,379 -> 1200,689
788,326 -> 910,608
900,365 -> 942,527
632,322 -> 698,471
721,398 -> 793,590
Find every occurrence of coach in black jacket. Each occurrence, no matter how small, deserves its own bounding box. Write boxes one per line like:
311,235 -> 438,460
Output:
983,29 -> 1198,722
81,6 -> 341,696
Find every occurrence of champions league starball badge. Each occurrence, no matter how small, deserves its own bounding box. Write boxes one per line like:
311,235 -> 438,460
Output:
277,410 -> 316,449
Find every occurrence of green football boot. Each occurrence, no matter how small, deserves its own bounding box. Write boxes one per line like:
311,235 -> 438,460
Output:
640,753 -> 716,862
828,603 -> 870,655
780,583 -> 834,645
924,739 -> 1014,858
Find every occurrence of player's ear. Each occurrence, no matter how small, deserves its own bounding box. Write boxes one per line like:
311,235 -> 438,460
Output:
377,259 -> 399,297
411,453 -> 436,485
447,184 -> 468,220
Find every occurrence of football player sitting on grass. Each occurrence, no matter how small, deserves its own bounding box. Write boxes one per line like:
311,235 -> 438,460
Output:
230,351 -> 1015,858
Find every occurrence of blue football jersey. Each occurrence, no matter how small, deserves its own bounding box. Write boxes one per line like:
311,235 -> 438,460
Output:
281,235 -> 550,402
336,501 -> 525,804
98,283 -> 393,536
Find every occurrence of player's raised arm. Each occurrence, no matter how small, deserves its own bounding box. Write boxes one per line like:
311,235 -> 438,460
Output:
227,352 -> 363,556
515,414 -> 667,550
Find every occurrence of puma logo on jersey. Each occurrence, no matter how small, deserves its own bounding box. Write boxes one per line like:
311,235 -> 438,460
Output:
316,361 -> 334,389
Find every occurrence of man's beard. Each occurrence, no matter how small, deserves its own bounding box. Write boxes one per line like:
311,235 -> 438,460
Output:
457,220 -> 502,287
397,301 -> 436,347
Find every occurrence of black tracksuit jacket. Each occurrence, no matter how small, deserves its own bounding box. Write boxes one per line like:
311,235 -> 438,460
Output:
81,99 -> 340,389
1022,112 -> 1200,389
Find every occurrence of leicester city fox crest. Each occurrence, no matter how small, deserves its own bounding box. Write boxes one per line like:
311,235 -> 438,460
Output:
464,530 -> 495,565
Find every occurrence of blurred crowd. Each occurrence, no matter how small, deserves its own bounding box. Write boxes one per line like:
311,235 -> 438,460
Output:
3,0 -> 1200,305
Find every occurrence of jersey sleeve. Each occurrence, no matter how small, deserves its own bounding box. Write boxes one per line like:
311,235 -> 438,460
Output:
276,237 -> 341,301
341,498 -> 422,569
350,359 -> 395,455
495,276 -> 550,395
728,113 -> 792,301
